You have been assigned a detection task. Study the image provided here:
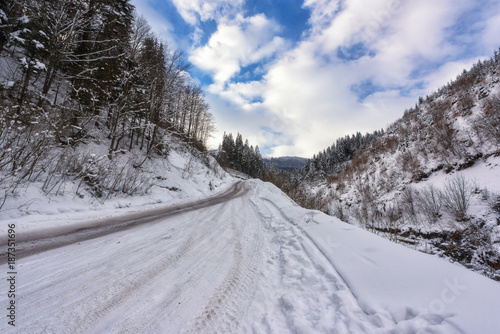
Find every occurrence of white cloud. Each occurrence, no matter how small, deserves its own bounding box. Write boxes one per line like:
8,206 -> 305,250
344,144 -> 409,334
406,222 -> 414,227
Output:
192,0 -> 500,157
303,0 -> 341,34
219,81 -> 265,109
190,14 -> 287,90
171,0 -> 244,25
422,58 -> 480,94
316,0 -> 397,49
258,43 -> 408,157
481,6 -> 500,52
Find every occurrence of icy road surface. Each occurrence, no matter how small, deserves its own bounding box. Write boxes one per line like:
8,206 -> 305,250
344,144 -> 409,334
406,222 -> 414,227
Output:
2,180 -> 500,333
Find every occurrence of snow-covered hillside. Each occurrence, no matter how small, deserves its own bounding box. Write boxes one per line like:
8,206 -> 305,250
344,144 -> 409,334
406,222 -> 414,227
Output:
250,181 -> 500,334
2,180 -> 500,333
296,53 -> 500,280
0,0 -> 220,222
0,136 -> 234,223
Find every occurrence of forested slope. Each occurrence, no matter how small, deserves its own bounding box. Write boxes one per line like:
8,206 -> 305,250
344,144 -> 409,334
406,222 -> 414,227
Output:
0,0 -> 219,211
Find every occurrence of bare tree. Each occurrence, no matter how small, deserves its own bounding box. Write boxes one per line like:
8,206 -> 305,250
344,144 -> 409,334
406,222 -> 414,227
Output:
400,186 -> 419,225
442,174 -> 472,221
417,184 -> 443,225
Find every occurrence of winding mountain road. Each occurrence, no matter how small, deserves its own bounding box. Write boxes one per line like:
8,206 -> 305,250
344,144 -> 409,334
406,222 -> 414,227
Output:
0,181 -> 248,264
4,180 -> 496,333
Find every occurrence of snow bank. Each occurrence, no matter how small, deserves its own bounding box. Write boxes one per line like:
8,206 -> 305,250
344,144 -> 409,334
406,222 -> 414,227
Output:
249,179 -> 500,333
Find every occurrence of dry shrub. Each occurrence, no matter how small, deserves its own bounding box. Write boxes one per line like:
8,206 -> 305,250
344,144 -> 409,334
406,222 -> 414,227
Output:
451,71 -> 478,94
333,203 -> 348,222
382,203 -> 404,241
397,150 -> 420,174
371,138 -> 385,155
455,92 -> 475,116
441,174 -> 472,221
400,186 -> 419,225
475,93 -> 500,144
289,187 -> 330,214
417,184 -> 443,225
427,98 -> 452,124
384,136 -> 399,153
430,117 -> 463,157
350,153 -> 369,175
327,173 -> 341,185
404,107 -> 420,123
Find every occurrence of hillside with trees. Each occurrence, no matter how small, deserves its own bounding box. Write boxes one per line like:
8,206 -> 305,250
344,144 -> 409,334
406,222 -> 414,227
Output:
301,130 -> 383,179
286,50 -> 500,280
0,0 -> 218,208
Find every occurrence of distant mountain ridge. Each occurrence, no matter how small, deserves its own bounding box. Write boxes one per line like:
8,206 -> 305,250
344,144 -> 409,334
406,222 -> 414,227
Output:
263,156 -> 308,171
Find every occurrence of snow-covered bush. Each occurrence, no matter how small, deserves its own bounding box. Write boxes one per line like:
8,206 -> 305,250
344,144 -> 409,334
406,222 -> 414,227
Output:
100,162 -> 153,199
333,203 -> 348,222
37,148 -> 154,200
352,203 -> 369,228
182,156 -> 198,179
436,221 -> 500,280
382,203 -> 404,241
0,109 -> 55,207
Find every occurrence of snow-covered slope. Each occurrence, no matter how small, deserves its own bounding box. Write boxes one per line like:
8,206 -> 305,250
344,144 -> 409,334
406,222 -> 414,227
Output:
298,54 -> 500,280
0,137 -> 234,227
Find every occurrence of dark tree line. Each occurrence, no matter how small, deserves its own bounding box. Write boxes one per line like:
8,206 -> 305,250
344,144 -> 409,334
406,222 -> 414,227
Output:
301,130 -> 383,180
0,0 -> 215,160
216,132 -> 265,179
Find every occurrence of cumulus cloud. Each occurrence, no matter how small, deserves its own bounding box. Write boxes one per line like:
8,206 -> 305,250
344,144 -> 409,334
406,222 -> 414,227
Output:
189,14 -> 287,90
171,0 -> 244,25
181,0 -> 500,157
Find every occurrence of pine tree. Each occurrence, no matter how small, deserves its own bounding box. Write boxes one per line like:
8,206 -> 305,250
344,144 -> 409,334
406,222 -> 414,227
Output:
0,0 -> 14,51
235,133 -> 243,169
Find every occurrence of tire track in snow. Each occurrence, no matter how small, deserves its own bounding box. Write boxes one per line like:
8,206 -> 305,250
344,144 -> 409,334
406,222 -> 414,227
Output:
15,226 -> 176,305
67,203 -> 232,334
184,195 -> 264,334
12,193 -> 241,334
0,181 -> 248,264
93,202 -> 241,333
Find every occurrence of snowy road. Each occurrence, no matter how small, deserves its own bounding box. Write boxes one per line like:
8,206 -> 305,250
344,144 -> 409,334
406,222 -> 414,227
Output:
3,181 -> 261,333
2,180 -> 500,333
0,181 -> 249,264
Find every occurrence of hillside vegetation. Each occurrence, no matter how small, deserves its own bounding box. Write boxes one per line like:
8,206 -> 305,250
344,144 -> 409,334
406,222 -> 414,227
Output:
288,50 -> 500,280
0,0 -> 221,211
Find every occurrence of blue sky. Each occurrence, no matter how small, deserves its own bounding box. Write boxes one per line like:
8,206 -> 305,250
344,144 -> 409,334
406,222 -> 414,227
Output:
132,0 -> 500,158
